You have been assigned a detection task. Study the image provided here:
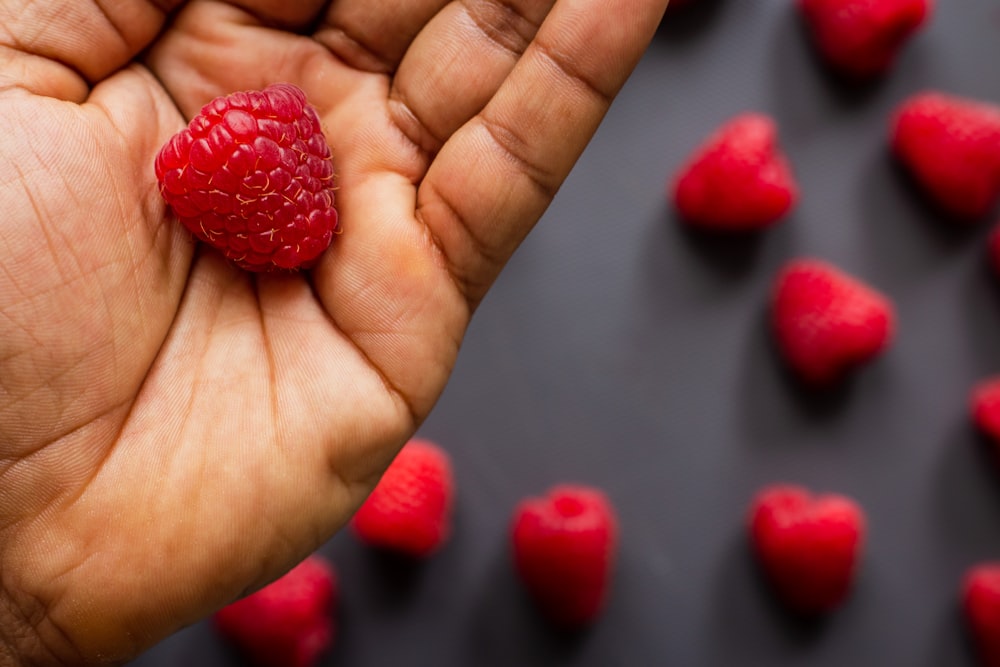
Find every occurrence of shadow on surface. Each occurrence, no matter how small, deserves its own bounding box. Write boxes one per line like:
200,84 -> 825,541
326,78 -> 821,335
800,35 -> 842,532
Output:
702,534 -> 834,667
962,251 -> 1000,375
361,548 -> 428,600
856,152 -> 983,292
461,549 -> 590,667
674,219 -> 771,279
929,424 -> 1000,552
885,158 -> 992,237
656,0 -> 729,44
739,306 -> 858,433
922,606 -> 978,667
767,7 -> 891,119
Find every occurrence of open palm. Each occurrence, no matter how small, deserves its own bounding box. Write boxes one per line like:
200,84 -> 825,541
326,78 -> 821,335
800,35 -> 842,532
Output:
0,0 -> 664,663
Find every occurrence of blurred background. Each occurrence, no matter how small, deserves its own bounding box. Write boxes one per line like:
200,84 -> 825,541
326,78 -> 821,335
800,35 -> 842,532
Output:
132,1 -> 1000,665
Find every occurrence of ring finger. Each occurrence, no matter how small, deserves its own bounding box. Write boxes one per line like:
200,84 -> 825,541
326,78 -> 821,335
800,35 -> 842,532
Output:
384,0 -> 556,156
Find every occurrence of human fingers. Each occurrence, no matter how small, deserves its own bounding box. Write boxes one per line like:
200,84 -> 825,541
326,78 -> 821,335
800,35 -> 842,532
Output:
314,0 -> 450,74
417,0 -> 667,305
214,0 -> 329,29
146,1 -> 344,118
385,0 -> 555,156
0,0 -> 179,99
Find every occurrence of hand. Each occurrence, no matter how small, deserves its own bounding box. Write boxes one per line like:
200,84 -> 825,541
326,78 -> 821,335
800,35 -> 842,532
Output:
0,0 -> 665,662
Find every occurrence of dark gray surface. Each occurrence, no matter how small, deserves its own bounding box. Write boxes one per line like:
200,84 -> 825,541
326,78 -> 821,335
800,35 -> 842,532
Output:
132,1 -> 1000,665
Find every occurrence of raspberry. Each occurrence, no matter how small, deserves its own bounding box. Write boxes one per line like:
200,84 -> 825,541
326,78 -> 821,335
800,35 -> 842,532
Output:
213,555 -> 337,667
749,485 -> 866,615
350,439 -> 455,557
890,91 -> 1000,221
771,258 -> 895,387
797,0 -> 932,79
671,113 -> 798,231
154,83 -> 338,271
963,564 -> 1000,667
511,484 -> 619,628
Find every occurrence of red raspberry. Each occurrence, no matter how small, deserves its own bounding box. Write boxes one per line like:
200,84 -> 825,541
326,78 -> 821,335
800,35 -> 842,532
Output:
890,91 -> 1000,221
154,83 -> 338,271
771,258 -> 895,387
213,555 -> 337,667
350,439 -> 455,557
797,0 -> 932,79
749,484 -> 866,615
963,564 -> 1000,667
671,113 -> 798,231
971,377 -> 1000,445
511,484 -> 619,628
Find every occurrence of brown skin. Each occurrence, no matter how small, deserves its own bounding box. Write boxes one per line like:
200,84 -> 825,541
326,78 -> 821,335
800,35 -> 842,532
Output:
0,0 -> 667,664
